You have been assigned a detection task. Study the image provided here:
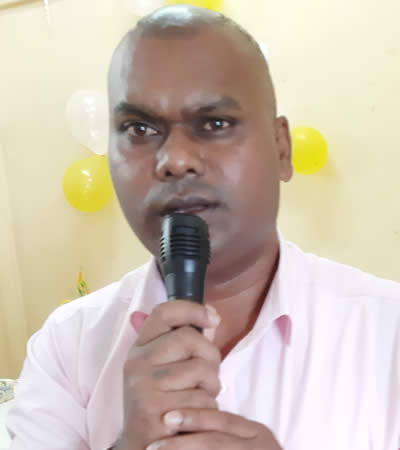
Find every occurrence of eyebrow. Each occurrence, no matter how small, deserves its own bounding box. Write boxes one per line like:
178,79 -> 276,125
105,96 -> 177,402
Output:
113,96 -> 242,120
113,102 -> 159,122
185,96 -> 242,114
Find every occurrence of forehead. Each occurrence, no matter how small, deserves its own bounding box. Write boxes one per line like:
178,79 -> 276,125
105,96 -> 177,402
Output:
109,27 -> 267,114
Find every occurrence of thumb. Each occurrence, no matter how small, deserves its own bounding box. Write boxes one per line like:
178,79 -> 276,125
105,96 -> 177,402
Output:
130,311 -> 148,333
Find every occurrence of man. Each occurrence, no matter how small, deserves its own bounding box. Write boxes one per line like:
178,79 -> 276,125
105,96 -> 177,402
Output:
6,5 -> 400,450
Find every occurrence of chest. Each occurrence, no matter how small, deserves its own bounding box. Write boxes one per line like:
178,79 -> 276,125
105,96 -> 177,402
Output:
216,323 -> 399,450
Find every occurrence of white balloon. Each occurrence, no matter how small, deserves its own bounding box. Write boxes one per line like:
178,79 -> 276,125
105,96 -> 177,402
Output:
65,90 -> 109,155
119,0 -> 164,16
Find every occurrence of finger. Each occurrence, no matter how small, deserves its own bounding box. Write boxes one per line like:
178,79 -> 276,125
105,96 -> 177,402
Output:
162,409 -> 259,439
135,302 -> 220,346
142,325 -> 221,366
152,358 -> 221,397
145,431 -> 245,450
122,390 -> 218,446
163,389 -> 218,411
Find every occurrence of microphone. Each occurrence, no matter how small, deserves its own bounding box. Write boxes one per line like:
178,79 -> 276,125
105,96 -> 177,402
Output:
159,213 -> 210,331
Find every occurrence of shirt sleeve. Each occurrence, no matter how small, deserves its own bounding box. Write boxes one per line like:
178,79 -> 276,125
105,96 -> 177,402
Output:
6,311 -> 90,450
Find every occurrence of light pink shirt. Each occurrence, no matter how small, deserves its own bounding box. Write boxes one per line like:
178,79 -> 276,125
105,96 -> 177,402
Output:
6,238 -> 400,450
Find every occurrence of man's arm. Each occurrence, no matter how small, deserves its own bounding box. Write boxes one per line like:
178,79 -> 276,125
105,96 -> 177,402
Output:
6,313 -> 90,449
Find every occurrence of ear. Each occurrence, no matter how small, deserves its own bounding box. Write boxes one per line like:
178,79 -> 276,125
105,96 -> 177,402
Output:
274,116 -> 293,182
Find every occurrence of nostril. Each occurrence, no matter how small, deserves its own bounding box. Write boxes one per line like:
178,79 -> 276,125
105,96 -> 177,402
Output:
187,168 -> 196,174
165,169 -> 173,177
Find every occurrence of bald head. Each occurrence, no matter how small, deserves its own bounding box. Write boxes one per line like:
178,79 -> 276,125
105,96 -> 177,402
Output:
109,5 -> 277,115
136,5 -> 264,59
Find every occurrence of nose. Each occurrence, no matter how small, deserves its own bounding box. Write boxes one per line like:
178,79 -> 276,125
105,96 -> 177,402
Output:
155,127 -> 205,181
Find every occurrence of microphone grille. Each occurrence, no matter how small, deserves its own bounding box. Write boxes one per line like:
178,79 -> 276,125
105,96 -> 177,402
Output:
160,214 -> 210,263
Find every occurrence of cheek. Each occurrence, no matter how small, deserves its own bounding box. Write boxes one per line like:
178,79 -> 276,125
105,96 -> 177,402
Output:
221,142 -> 278,192
108,144 -> 151,196
108,149 -> 134,182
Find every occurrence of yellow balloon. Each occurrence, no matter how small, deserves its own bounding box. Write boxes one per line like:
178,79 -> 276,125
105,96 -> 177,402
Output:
62,155 -> 113,212
164,0 -> 223,12
291,127 -> 328,175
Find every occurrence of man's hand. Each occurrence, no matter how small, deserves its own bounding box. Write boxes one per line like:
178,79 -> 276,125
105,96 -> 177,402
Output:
117,300 -> 222,450
145,408 -> 283,450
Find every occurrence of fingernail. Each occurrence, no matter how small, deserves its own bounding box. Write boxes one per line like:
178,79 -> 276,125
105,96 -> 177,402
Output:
205,304 -> 221,328
130,311 -> 148,332
164,410 -> 183,426
146,441 -> 166,450
203,327 -> 216,342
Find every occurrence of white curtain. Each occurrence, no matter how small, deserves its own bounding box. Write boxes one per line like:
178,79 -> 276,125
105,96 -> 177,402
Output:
0,137 -> 29,379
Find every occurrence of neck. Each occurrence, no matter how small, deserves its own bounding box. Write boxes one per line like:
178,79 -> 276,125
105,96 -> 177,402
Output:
204,231 -> 280,358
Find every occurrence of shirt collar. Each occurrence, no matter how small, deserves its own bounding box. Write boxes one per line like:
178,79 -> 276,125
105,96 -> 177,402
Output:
230,229 -> 293,351
127,260 -> 166,316
255,229 -> 293,345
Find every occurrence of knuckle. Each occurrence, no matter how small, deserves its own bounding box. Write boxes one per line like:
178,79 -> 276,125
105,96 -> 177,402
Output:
177,389 -> 217,409
208,345 -> 222,365
191,356 -> 210,373
176,326 -> 221,362
152,303 -> 169,322
195,360 -> 221,394
151,366 -> 171,380
204,359 -> 220,382
195,391 -> 218,409
173,326 -> 198,350
123,349 -> 146,375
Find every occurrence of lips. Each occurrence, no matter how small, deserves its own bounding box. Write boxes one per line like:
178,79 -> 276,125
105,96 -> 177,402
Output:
159,196 -> 219,217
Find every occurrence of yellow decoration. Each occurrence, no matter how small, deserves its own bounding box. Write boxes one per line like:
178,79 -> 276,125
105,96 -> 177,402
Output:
62,155 -> 113,212
59,269 -> 90,306
291,127 -> 328,175
164,0 -> 223,12
77,269 -> 89,297
60,299 -> 72,305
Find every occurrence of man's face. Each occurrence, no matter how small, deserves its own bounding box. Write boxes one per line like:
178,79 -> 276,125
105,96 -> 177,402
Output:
108,26 -> 292,269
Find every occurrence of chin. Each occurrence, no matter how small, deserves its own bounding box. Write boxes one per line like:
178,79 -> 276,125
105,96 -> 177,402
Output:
207,228 -> 231,264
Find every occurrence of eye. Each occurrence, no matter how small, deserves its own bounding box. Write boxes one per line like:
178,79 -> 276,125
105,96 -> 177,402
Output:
202,118 -> 232,132
123,122 -> 159,137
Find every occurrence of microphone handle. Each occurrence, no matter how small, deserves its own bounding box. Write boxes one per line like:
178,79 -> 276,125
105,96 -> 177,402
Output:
168,294 -> 202,334
164,263 -> 206,333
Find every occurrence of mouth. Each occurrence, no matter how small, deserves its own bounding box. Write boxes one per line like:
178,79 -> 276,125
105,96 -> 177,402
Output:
159,196 -> 220,217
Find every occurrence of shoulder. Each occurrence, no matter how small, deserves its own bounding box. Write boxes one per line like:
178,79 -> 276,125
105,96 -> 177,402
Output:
283,240 -> 400,335
23,262 -> 153,386
284,239 -> 400,302
45,261 -> 152,330
284,240 -> 400,353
